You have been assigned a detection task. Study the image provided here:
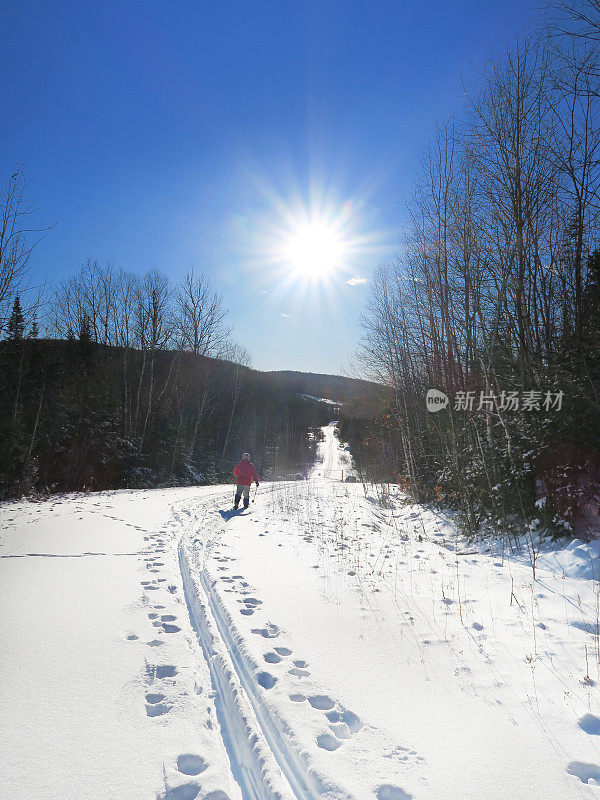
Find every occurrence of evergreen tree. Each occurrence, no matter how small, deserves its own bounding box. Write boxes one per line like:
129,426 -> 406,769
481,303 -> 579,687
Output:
579,251 -> 600,394
79,313 -> 92,344
28,312 -> 39,339
583,251 -> 600,342
7,295 -> 25,341
78,312 -> 94,367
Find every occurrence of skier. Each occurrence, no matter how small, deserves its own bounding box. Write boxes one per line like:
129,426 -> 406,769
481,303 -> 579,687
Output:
233,453 -> 259,510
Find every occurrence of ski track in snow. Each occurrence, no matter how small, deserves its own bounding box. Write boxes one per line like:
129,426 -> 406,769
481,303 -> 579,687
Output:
2,422 -> 600,799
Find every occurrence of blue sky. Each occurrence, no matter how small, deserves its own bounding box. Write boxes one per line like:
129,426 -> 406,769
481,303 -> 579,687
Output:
1,0 -> 535,374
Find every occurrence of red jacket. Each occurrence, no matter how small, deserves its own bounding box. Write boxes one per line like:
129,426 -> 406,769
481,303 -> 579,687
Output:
233,459 -> 258,487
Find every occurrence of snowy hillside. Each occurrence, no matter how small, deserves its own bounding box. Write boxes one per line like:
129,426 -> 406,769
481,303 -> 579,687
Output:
2,424 -> 600,799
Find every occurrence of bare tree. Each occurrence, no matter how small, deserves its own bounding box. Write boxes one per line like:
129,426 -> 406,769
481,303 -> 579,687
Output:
551,0 -> 600,43
355,22 -> 600,536
467,36 -> 556,383
135,270 -> 175,450
0,167 -> 49,337
549,57 -> 600,337
176,268 -> 230,356
53,259 -> 121,344
219,342 -> 252,464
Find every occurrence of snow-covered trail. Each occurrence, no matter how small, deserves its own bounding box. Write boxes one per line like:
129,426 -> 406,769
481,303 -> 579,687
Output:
2,424 -> 600,799
311,421 -> 351,481
176,430 -> 600,800
0,485 -> 243,800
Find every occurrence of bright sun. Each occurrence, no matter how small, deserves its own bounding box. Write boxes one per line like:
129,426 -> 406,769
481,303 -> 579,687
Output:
282,219 -> 345,278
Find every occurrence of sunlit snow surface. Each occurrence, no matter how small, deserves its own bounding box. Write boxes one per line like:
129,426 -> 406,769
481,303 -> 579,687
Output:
1,423 -> 600,799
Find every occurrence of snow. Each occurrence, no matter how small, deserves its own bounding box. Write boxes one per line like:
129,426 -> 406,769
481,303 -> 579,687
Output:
535,538 -> 600,581
0,487 -> 239,800
310,420 -> 354,481
297,394 -> 343,406
2,424 -> 600,799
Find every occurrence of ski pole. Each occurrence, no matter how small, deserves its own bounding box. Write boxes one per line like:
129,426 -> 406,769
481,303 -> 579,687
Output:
252,484 -> 258,504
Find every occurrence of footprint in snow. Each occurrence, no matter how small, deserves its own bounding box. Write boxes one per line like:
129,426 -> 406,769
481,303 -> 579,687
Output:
326,708 -> 362,733
384,745 -> 424,764
316,733 -> 341,751
146,692 -> 165,704
176,754 -> 208,775
308,695 -> 335,710
146,701 -> 171,717
274,646 -> 292,656
163,624 -> 181,633
257,672 -> 277,689
240,608 -> 255,616
264,652 -> 281,663
579,714 -> 600,735
126,634 -> 139,641
288,668 -> 310,678
376,785 -> 413,800
289,693 -> 305,702
566,761 -> 600,784
148,664 -> 177,680
472,622 -> 484,631
161,614 -> 177,622
147,639 -> 164,647
251,624 -> 280,639
329,722 -> 352,739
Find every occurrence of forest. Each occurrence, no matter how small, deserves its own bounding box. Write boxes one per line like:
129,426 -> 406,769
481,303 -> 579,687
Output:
340,4 -> 600,540
0,255 -> 380,497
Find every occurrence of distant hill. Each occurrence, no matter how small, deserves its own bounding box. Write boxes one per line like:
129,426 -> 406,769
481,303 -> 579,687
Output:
259,370 -> 382,405
0,338 -> 386,497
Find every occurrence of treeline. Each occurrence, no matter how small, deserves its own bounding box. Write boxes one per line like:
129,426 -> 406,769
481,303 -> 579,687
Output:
0,253 -> 336,496
349,6 -> 600,539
